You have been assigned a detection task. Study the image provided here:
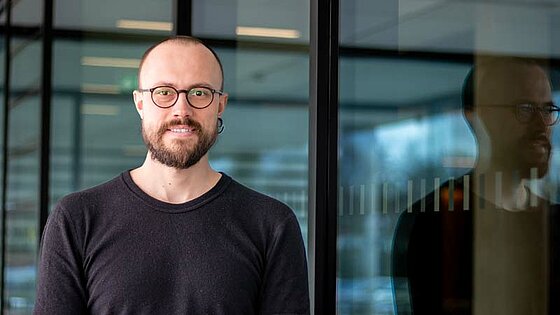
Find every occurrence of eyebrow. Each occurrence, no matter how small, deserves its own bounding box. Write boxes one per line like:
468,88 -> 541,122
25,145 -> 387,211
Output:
150,81 -> 218,90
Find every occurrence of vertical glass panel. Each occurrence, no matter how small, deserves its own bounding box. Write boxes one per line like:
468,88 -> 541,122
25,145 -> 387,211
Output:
193,2 -> 310,243
338,1 -> 560,314
51,38 -> 157,203
12,0 -> 43,26
54,0 -> 173,34
5,38 -> 42,314
192,0 -> 309,44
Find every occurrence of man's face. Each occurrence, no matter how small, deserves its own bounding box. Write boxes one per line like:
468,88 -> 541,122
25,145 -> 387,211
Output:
475,63 -> 553,178
133,42 -> 227,169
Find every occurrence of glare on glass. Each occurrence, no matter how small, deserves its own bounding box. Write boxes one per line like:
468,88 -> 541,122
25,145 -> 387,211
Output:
138,86 -> 224,109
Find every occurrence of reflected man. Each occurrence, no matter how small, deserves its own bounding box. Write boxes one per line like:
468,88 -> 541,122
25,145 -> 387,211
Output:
393,57 -> 559,315
34,36 -> 309,315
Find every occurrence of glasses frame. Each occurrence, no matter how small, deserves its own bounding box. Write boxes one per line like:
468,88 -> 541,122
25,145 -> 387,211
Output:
481,102 -> 560,126
138,85 -> 224,109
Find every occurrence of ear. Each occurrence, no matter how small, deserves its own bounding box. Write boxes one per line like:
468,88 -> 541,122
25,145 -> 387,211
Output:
217,92 -> 228,116
132,90 -> 144,119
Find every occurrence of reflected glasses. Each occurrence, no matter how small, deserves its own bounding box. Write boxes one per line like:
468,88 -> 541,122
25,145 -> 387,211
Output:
483,102 -> 560,126
138,86 -> 224,109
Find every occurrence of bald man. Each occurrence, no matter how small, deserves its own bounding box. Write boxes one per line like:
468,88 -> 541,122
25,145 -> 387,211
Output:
34,36 -> 309,315
392,57 -> 560,315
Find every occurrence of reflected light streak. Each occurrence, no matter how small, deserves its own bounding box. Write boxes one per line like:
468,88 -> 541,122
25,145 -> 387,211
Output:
236,26 -> 301,39
81,84 -> 121,95
81,56 -> 140,68
116,19 -> 173,31
81,104 -> 120,116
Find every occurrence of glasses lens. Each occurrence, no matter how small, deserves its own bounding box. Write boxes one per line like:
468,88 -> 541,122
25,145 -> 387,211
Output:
544,105 -> 559,125
187,87 -> 213,108
516,103 -> 534,123
152,86 -> 178,108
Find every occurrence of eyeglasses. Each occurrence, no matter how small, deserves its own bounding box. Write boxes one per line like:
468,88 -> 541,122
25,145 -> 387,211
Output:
137,86 -> 224,109
482,102 -> 560,126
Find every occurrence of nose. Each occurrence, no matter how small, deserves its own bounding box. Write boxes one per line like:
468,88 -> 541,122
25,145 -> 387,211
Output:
171,91 -> 194,117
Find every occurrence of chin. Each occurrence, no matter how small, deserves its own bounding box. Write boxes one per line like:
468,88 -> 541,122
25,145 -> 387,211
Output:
517,160 -> 550,179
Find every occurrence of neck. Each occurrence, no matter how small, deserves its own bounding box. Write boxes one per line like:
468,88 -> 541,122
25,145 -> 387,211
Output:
130,152 -> 221,204
473,164 -> 529,211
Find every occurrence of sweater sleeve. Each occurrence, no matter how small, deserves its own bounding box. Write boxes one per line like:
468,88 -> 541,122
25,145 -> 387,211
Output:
259,213 -> 310,315
34,204 -> 88,315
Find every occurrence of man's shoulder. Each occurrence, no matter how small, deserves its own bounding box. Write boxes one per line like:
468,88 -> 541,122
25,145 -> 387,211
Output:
224,175 -> 296,221
54,172 -> 125,213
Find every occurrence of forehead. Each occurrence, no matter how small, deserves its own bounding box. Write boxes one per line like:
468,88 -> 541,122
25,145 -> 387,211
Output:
477,63 -> 552,104
139,42 -> 222,88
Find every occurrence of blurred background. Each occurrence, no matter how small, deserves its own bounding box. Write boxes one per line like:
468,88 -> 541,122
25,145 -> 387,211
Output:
1,0 -> 560,314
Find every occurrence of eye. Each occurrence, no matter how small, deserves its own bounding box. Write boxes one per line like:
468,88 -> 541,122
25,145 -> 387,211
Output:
517,103 -> 534,114
543,104 -> 558,113
154,87 -> 176,96
189,88 -> 210,97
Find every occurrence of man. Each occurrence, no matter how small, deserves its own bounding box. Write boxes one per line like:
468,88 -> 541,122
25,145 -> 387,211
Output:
392,57 -> 559,314
34,36 -> 310,315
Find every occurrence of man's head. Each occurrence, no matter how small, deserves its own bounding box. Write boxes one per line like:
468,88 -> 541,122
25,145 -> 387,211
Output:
462,57 -> 555,178
133,36 -> 228,169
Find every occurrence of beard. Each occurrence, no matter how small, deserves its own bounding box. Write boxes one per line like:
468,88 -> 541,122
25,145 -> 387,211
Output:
491,133 -> 551,179
141,117 -> 218,169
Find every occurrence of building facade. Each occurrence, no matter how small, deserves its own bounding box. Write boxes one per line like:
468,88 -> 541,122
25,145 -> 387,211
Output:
1,0 -> 559,314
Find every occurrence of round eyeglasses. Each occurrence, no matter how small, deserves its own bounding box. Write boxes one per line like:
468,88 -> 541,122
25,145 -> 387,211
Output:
483,102 -> 560,126
138,86 -> 224,109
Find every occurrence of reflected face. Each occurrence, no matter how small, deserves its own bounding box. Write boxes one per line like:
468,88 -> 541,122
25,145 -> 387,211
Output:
476,63 -> 553,177
133,42 -> 227,169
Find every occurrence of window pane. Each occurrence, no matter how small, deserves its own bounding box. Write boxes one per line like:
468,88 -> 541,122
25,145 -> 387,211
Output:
51,38 -> 154,200
193,2 -> 310,243
193,0 -> 309,44
54,0 -> 173,34
338,1 -> 560,314
6,38 -> 41,314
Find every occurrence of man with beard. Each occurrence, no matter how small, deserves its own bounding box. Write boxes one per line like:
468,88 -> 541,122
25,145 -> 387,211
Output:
34,36 -> 309,315
392,57 -> 560,314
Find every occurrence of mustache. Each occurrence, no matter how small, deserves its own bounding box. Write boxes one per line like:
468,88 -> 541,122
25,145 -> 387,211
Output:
157,117 -> 202,135
521,132 -> 551,148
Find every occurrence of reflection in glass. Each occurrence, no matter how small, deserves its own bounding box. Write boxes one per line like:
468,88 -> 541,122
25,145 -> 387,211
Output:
393,58 -> 558,315
54,0 -> 173,34
5,38 -> 42,314
338,1 -> 560,314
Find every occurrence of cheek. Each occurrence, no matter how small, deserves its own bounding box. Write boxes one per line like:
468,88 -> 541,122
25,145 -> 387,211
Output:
483,118 -> 522,147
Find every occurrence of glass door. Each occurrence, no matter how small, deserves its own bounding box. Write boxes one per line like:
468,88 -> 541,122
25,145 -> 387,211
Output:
337,1 -> 560,314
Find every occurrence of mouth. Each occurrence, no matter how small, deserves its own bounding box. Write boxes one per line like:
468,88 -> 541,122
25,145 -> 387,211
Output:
169,127 -> 195,133
165,124 -> 197,136
524,133 -> 551,152
529,133 -> 549,143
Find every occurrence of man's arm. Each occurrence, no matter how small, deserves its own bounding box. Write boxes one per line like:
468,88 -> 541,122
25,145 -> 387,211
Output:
260,213 -> 310,315
34,205 -> 88,315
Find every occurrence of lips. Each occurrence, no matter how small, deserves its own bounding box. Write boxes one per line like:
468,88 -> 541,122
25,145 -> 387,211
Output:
168,125 -> 196,133
159,118 -> 202,136
524,133 -> 551,153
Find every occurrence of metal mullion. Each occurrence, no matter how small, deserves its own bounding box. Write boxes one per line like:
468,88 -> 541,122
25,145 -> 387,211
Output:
174,0 -> 192,36
71,94 -> 82,191
38,0 -> 53,243
308,0 -> 339,313
0,0 -> 11,311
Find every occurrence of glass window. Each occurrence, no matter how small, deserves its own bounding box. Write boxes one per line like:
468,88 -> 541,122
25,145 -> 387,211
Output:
193,2 -> 310,242
338,1 -> 560,314
54,0 -> 173,34
5,37 -> 42,314
193,0 -> 309,44
51,38 -> 157,201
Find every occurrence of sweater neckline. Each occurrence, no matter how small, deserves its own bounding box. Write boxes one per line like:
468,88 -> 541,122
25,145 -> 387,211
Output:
120,170 -> 231,213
